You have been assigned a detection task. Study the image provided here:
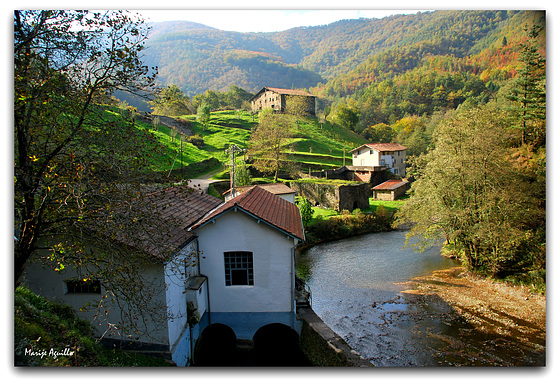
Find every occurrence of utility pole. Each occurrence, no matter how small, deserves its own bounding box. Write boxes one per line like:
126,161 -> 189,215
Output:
225,144 -> 244,198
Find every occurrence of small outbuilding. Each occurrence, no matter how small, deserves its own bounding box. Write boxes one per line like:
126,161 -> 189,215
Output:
372,179 -> 409,201
224,183 -> 297,203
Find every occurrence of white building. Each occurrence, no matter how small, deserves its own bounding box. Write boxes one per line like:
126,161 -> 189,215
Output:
350,143 -> 407,178
22,187 -> 222,366
22,185 -> 305,366
191,185 -> 304,339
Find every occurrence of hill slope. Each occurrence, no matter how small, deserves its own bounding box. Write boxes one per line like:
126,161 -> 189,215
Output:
141,10 -> 542,99
133,109 -> 366,178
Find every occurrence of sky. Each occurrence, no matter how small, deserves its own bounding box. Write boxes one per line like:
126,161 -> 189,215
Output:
137,9 -> 425,33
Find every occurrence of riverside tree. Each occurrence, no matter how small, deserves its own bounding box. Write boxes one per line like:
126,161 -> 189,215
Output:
248,109 -> 296,182
395,105 -> 545,280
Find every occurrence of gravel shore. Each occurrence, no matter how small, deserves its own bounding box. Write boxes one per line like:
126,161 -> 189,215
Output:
398,267 -> 546,366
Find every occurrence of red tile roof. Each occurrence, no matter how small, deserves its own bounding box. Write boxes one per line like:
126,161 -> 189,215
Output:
372,180 -> 409,190
250,86 -> 315,101
351,143 -> 407,153
367,143 -> 407,151
108,186 -> 222,260
224,183 -> 296,197
265,87 -> 315,97
192,186 -> 304,240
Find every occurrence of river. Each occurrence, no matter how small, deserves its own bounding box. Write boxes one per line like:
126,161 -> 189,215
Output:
296,230 -> 465,366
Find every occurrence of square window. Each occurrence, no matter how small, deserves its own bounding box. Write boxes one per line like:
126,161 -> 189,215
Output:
65,279 -> 101,294
224,252 -> 254,286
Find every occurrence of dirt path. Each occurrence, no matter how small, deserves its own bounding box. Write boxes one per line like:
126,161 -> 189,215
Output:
398,267 -> 546,366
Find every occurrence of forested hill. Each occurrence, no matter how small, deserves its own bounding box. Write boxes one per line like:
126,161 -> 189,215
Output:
142,10 -> 544,99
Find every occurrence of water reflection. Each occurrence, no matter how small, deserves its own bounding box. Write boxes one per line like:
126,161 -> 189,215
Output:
296,230 -> 460,366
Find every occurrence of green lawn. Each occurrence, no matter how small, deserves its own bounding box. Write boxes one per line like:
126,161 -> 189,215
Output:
136,109 -> 366,175
367,195 -> 409,213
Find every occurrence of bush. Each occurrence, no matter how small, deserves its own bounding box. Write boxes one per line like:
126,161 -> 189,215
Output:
305,209 -> 392,243
187,134 -> 205,149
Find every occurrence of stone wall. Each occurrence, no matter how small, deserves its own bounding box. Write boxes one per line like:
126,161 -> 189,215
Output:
297,307 -> 372,367
290,181 -> 369,212
338,183 -> 370,211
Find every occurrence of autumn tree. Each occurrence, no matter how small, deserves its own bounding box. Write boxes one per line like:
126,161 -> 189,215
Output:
14,10 -> 165,287
505,23 -> 546,148
396,105 -> 545,278
363,123 -> 394,143
248,109 -> 296,182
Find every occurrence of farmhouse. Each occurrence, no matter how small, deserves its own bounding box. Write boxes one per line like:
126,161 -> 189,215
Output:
250,86 -> 316,116
350,143 -> 407,178
22,185 -> 305,366
372,179 -> 409,201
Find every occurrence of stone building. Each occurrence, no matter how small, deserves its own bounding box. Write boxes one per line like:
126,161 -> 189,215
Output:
372,179 -> 409,201
290,181 -> 370,212
250,87 -> 316,116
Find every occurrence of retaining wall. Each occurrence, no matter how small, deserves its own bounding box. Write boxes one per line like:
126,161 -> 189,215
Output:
297,307 -> 372,367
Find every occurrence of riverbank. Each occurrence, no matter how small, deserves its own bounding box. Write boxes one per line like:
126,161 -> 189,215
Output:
399,267 -> 546,366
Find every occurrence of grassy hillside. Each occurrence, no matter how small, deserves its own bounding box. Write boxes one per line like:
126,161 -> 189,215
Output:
14,286 -> 170,366
134,109 -> 367,178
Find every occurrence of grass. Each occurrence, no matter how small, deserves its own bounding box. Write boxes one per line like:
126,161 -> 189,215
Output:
14,286 -> 171,367
367,195 -> 409,213
131,109 -> 366,176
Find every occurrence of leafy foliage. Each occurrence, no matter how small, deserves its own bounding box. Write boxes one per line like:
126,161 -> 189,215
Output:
396,103 -> 545,279
248,109 -> 297,181
14,10 -> 163,286
297,197 -> 313,228
149,85 -> 194,115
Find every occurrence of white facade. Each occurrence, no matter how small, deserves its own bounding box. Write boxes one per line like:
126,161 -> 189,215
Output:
23,254 -> 170,346
22,240 -> 203,366
164,240 -> 202,366
196,210 -> 298,339
351,145 -> 407,177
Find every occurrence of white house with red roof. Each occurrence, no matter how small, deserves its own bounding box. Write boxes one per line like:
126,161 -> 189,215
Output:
350,143 -> 407,178
190,185 -> 304,340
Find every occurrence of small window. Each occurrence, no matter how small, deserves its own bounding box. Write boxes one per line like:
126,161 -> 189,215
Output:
224,252 -> 254,286
65,279 -> 101,294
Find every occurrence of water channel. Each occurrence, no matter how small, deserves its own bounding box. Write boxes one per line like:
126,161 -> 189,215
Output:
296,230 -> 465,366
